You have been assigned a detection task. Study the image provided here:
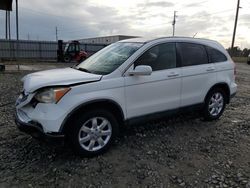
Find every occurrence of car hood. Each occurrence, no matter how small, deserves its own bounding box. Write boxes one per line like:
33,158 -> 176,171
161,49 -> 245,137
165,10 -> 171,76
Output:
22,67 -> 102,92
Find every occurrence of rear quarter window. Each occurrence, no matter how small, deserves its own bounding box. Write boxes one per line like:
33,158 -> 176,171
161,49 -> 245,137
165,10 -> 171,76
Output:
206,46 -> 227,63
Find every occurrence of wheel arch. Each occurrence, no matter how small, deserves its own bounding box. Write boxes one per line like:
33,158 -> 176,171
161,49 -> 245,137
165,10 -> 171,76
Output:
60,99 -> 125,134
205,82 -> 230,104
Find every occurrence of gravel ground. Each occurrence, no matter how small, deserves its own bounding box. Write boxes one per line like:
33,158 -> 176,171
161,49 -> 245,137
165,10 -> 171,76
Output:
0,63 -> 250,188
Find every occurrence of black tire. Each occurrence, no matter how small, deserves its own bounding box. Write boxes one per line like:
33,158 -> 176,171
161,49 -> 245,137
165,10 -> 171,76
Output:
203,88 -> 227,121
64,56 -> 71,63
68,109 -> 119,157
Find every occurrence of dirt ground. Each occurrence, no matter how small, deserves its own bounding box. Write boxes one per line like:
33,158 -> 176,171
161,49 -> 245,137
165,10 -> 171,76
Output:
0,63 -> 249,188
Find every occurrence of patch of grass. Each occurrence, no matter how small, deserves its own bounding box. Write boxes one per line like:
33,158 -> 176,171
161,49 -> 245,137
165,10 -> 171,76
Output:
232,57 -> 248,63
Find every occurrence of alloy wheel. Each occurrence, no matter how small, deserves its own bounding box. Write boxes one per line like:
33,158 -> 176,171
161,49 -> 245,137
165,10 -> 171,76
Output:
208,92 -> 224,117
78,117 -> 112,152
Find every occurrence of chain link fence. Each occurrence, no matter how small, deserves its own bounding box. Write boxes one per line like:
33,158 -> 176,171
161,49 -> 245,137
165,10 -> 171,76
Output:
0,39 -> 106,60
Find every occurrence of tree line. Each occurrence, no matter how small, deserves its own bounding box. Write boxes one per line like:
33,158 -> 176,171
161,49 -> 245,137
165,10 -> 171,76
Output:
227,47 -> 250,57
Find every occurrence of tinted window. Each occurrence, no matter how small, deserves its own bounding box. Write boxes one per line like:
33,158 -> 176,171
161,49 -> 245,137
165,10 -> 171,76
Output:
134,43 -> 176,71
206,46 -> 227,63
177,43 -> 208,66
75,44 -> 80,52
68,44 -> 75,52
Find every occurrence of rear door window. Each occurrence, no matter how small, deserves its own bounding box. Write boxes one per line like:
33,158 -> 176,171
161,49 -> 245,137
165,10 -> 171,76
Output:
176,43 -> 208,67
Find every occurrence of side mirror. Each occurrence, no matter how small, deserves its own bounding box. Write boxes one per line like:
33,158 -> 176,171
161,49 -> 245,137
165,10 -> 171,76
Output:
129,65 -> 152,76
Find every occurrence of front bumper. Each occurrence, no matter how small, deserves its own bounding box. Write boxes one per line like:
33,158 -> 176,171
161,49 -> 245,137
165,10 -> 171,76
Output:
15,91 -> 68,134
230,83 -> 237,101
15,111 -> 64,140
230,92 -> 236,99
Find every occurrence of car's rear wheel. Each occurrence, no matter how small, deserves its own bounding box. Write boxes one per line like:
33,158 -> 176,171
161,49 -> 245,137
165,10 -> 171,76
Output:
68,109 -> 118,157
203,88 -> 226,121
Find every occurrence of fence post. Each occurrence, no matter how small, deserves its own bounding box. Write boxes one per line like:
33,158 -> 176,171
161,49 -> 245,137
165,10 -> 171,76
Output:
17,40 -> 20,70
39,42 -> 42,59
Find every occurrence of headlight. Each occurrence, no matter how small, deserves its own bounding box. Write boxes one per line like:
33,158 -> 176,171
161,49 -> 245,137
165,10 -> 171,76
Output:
34,87 -> 71,103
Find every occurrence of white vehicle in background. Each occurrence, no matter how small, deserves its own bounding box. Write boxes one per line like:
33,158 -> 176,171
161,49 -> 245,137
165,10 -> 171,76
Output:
15,37 -> 237,156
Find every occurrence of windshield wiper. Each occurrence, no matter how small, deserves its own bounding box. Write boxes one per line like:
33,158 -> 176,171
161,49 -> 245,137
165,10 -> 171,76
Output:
76,67 -> 92,73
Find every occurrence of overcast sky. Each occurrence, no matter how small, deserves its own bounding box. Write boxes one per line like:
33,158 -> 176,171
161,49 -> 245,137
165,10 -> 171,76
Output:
0,0 -> 250,48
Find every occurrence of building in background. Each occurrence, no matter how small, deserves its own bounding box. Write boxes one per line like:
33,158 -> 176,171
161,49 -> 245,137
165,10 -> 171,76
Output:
78,35 -> 139,45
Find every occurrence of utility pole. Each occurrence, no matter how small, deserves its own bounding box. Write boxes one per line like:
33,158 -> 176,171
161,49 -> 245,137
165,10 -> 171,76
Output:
172,11 -> 177,36
16,0 -> 19,40
16,0 -> 20,70
8,11 -> 11,40
5,10 -> 8,39
231,0 -> 241,49
56,26 -> 58,41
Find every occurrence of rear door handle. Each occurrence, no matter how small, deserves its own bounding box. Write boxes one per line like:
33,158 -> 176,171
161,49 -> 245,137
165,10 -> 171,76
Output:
206,67 -> 215,72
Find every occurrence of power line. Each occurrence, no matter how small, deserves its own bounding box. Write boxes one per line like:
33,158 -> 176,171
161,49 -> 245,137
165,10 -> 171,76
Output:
140,9 -> 234,29
208,9 -> 234,16
59,8 -> 234,35
19,6 -> 73,20
182,0 -> 209,8
57,11 -> 235,41
7,3 -> 236,41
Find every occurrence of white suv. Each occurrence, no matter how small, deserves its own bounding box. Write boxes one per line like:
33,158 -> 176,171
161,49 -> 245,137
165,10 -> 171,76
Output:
15,37 -> 237,156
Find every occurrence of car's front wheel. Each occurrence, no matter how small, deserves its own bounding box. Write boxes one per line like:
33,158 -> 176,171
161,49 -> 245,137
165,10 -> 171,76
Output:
68,109 -> 118,157
203,88 -> 226,121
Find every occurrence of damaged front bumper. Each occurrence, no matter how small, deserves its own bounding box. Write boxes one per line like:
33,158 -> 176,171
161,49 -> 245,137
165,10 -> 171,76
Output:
15,109 -> 64,140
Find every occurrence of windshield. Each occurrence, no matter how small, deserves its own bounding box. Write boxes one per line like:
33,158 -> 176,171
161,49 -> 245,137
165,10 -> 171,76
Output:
76,42 -> 143,75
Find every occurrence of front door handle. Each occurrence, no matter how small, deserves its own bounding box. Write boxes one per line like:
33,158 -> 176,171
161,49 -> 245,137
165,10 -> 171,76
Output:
168,73 -> 179,78
206,67 -> 215,72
